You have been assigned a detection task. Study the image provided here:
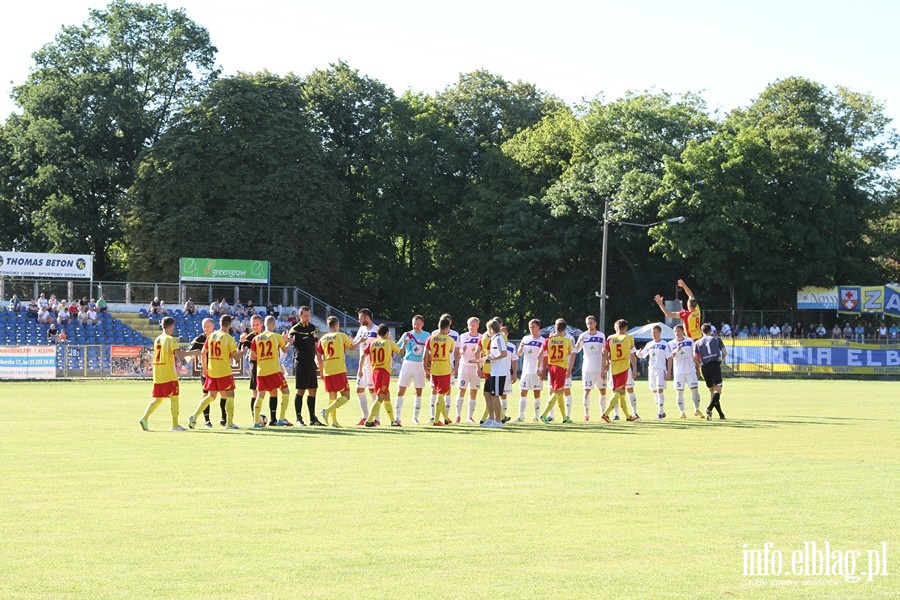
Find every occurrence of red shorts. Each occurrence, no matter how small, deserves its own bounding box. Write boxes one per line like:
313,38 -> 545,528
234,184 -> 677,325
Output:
372,368 -> 391,394
548,365 -> 568,391
611,370 -> 629,390
323,372 -> 349,393
257,372 -> 287,393
152,381 -> 179,398
431,374 -> 451,395
204,375 -> 236,392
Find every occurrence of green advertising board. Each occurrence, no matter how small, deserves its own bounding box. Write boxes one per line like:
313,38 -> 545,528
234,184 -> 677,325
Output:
179,257 -> 269,284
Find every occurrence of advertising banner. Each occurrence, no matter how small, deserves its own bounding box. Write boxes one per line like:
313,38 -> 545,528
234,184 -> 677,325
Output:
0,251 -> 92,279
179,257 -> 268,284
726,339 -> 900,375
0,346 -> 57,379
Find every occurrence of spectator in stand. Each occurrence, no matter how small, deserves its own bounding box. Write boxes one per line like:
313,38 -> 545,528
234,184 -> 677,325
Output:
37,293 -> 48,311
759,324 -> 769,337
79,296 -> 89,308
853,322 -> 865,343
287,309 -> 298,326
831,324 -> 842,339
769,323 -> 781,338
183,298 -> 195,315
149,296 -> 163,315
209,298 -> 221,317
78,305 -> 91,325
266,301 -> 277,317
47,322 -> 59,344
87,305 -> 98,325
275,314 -> 289,332
749,323 -> 759,336
157,301 -> 169,316
9,294 -> 21,312
48,294 -> 59,315
794,322 -> 803,338
38,307 -> 53,324
241,315 -> 251,333
806,324 -> 816,339
721,322 -> 732,338
889,323 -> 899,341
877,322 -> 887,341
246,299 -> 255,315
68,302 -> 79,318
842,322 -> 852,339
737,326 -> 749,339
27,298 -> 39,319
96,296 -> 107,313
233,300 -> 244,318
57,303 -> 70,325
782,322 -> 792,338
816,323 -> 826,338
219,298 -> 230,316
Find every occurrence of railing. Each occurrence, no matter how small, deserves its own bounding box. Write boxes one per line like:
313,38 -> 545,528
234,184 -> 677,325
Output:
0,278 -> 361,330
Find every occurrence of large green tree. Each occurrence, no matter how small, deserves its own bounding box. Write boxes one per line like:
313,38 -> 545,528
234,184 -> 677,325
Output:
654,77 -> 900,311
2,0 -> 217,276
126,73 -> 344,289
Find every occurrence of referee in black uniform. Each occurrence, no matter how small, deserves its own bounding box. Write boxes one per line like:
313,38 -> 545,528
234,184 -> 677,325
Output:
287,305 -> 324,426
694,323 -> 728,420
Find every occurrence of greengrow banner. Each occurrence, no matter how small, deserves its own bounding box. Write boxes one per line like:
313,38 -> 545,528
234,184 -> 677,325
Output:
0,251 -> 92,279
725,339 -> 900,375
179,257 -> 268,284
0,346 -> 57,379
837,285 -> 900,316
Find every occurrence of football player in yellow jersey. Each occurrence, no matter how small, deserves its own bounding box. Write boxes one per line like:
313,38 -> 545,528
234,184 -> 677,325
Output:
316,316 -> 363,427
424,317 -> 456,426
540,319 -> 575,424
139,317 -> 200,431
654,279 -> 702,341
364,324 -> 403,427
188,315 -> 248,429
251,315 -> 293,428
602,319 -> 639,422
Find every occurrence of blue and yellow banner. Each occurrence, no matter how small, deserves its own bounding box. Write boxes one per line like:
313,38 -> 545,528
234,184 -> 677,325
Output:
725,339 -> 900,375
837,285 -> 900,316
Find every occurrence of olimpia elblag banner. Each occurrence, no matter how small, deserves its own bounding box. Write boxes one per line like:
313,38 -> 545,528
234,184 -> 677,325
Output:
836,286 -> 900,316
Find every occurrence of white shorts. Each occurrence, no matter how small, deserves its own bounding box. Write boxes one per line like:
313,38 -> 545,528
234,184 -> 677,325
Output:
520,372 -> 543,392
398,360 -> 425,389
503,376 -> 513,395
674,371 -> 698,391
582,371 -> 606,391
355,363 -> 373,390
648,367 -> 667,390
457,365 -> 481,390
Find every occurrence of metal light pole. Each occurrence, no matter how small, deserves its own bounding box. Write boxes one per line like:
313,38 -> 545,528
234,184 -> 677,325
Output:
598,206 -> 685,334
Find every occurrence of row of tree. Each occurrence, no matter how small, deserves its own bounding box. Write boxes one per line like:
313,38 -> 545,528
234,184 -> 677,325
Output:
1,1 -> 898,329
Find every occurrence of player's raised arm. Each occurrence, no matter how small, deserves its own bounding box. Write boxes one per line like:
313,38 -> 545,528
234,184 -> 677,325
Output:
677,279 -> 696,301
655,294 -> 679,319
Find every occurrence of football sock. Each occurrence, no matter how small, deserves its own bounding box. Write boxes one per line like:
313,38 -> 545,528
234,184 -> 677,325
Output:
676,391 -> 685,412
456,396 -> 464,418
383,398 -> 395,422
203,403 -> 211,423
500,399 -> 508,419
533,399 -> 540,419
279,391 -> 290,421
169,396 -> 179,427
414,396 -> 421,421
565,393 -> 573,418
366,400 -> 381,423
371,400 -> 382,420
583,393 -> 591,417
603,393 -> 620,417
358,391 -> 369,419
142,398 -> 163,422
395,396 -> 404,419
307,395 -> 317,421
225,396 -> 235,426
519,397 -> 527,419
435,397 -> 447,423
657,391 -> 665,412
629,392 -> 638,414
192,394 -> 214,421
326,395 -> 350,424
692,389 -> 701,411
430,394 -> 437,419
270,394 -> 278,423
620,395 -> 633,419
220,397 -> 227,421
295,393 -> 304,420
252,395 -> 263,424
599,393 -> 607,414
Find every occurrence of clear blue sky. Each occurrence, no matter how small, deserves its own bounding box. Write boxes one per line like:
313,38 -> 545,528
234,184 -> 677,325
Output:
2,0 -> 899,125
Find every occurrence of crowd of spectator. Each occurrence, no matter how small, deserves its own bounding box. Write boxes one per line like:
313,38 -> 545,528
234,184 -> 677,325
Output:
8,292 -> 106,328
717,319 -> 899,342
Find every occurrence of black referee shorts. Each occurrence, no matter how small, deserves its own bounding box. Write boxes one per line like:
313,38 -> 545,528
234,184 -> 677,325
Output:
249,362 -> 257,390
700,361 -> 723,388
295,360 -> 318,390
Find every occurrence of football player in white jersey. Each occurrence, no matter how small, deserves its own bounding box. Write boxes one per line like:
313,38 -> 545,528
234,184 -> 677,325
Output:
353,308 -> 379,426
668,324 -> 704,418
499,326 -> 518,422
517,319 -> 545,421
636,324 -> 673,419
575,315 -> 607,421
456,317 -> 483,423
430,312 -> 459,421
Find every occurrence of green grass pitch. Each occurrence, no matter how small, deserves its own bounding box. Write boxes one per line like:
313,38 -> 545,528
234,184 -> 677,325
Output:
0,378 -> 897,599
